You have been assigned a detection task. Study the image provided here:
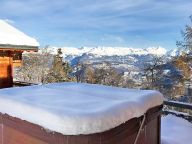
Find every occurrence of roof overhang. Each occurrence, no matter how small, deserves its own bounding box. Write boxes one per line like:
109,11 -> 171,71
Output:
0,44 -> 38,52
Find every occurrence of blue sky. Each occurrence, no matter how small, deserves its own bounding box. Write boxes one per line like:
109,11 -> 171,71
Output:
1,0 -> 192,50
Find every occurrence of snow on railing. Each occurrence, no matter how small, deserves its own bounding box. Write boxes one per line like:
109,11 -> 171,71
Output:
164,100 -> 192,110
163,100 -> 192,122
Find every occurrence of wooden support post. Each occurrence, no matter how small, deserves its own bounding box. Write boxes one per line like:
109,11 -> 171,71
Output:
0,50 -> 13,88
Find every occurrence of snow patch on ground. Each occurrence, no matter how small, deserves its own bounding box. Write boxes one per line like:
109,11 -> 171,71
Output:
0,82 -> 163,135
161,115 -> 192,144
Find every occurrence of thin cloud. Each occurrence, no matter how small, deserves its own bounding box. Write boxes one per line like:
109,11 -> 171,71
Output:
0,0 -> 191,48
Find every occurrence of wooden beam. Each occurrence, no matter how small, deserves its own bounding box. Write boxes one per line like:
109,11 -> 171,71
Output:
0,48 -> 37,52
0,44 -> 38,51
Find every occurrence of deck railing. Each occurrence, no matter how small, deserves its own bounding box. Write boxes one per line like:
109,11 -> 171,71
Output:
13,81 -> 38,87
163,100 -> 192,122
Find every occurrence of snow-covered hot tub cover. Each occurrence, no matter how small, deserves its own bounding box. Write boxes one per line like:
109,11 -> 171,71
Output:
0,82 -> 163,135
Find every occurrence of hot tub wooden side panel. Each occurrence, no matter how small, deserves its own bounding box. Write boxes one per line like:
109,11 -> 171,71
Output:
144,115 -> 161,144
0,124 -> 3,144
0,105 -> 162,144
3,126 -> 47,144
0,115 -> 141,144
0,114 -> 67,144
145,105 -> 162,144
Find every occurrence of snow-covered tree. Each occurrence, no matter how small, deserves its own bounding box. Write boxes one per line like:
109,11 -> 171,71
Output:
15,47 -> 53,84
177,16 -> 192,52
15,47 -> 74,84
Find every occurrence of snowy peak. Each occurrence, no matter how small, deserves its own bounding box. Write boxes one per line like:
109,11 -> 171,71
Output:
50,46 -> 167,57
145,47 -> 167,55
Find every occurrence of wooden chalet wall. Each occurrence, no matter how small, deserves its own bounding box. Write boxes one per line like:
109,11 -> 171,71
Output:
13,52 -> 22,67
0,50 -> 13,88
0,45 -> 38,88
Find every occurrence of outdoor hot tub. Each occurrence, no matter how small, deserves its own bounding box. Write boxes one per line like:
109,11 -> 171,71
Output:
0,82 -> 163,144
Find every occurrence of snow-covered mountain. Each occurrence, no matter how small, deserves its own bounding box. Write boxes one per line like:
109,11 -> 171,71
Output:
26,46 -> 179,84
44,46 -> 177,69
49,46 -> 167,57
43,46 -> 170,76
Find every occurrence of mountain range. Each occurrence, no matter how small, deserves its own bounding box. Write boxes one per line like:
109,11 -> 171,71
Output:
33,46 -> 182,83
48,46 -> 180,58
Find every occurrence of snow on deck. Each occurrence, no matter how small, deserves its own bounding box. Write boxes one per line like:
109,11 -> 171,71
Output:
0,82 -> 163,135
0,20 -> 39,47
161,115 -> 192,144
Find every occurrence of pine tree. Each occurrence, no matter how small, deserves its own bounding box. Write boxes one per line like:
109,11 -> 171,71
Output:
46,48 -> 72,83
